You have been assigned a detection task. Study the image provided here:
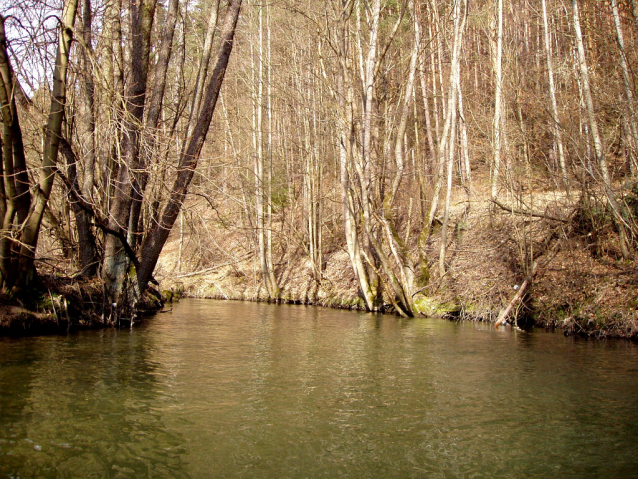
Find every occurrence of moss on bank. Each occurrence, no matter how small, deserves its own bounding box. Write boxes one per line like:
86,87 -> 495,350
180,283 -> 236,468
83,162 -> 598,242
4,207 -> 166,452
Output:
0,276 -> 164,336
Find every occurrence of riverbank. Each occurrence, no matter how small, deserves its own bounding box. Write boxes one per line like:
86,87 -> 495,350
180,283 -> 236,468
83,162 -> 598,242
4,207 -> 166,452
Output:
2,185 -> 637,338
155,192 -> 638,340
0,275 -> 163,335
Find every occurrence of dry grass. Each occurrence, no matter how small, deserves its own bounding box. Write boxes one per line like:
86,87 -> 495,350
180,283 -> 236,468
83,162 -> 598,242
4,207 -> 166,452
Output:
9,175 -> 634,339
152,177 -> 638,339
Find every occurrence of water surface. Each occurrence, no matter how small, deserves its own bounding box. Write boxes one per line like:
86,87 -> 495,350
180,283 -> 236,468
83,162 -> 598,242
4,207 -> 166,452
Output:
1,299 -> 637,478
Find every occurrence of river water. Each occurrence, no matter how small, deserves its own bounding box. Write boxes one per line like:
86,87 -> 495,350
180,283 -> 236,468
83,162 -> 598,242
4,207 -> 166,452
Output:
1,299 -> 637,478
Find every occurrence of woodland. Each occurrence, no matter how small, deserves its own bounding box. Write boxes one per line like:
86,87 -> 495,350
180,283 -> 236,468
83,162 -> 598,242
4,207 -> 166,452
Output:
0,0 -> 637,337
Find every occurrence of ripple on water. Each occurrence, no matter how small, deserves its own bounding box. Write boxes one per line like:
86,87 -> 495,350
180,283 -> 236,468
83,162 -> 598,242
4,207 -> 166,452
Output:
1,299 -> 638,478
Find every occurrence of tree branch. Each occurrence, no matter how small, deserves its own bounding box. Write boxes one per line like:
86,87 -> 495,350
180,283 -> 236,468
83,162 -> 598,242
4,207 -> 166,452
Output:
491,198 -> 569,223
54,140 -> 142,272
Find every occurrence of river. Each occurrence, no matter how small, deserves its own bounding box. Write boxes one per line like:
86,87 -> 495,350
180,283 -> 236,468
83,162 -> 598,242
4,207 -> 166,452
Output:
1,299 -> 637,478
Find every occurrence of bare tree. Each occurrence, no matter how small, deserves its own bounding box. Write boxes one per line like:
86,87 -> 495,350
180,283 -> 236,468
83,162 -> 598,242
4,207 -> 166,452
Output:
0,0 -> 79,288
572,0 -> 631,258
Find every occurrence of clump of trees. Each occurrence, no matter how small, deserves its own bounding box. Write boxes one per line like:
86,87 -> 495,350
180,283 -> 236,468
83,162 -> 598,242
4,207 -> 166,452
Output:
1,0 -> 636,319
0,0 -> 242,315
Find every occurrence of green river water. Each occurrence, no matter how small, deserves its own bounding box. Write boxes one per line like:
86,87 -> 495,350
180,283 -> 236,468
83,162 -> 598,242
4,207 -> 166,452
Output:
1,298 -> 637,478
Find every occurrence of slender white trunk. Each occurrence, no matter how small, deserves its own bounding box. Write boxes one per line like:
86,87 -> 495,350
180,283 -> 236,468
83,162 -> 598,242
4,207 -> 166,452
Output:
265,4 -> 278,295
491,0 -> 503,200
611,0 -> 638,175
542,0 -> 569,192
438,0 -> 465,275
458,80 -> 470,191
187,1 -> 219,137
334,0 -> 376,311
425,0 -> 466,236
572,0 -> 629,257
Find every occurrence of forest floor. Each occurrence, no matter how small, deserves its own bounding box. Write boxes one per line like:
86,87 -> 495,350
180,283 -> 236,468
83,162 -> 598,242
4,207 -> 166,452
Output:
155,178 -> 638,340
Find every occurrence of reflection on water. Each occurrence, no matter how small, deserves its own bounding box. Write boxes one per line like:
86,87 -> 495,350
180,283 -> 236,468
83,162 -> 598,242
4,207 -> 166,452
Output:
0,330 -> 189,478
1,299 -> 637,478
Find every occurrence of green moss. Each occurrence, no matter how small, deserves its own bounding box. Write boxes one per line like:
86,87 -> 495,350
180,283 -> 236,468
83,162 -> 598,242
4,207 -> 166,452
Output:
416,263 -> 430,289
413,295 -> 460,317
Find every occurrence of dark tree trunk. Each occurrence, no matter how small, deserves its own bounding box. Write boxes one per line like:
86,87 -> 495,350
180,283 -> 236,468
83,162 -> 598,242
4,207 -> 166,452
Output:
102,0 -> 157,300
128,0 -> 180,248
59,138 -> 99,276
137,0 -> 243,289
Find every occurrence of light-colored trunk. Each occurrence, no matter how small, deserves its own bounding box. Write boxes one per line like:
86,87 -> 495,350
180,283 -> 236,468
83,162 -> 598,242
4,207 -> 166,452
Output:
611,0 -> 638,175
187,0 -> 220,136
572,0 -> 630,258
423,0 -> 466,241
251,1 -> 277,298
457,79 -> 470,191
438,0 -> 465,276
389,0 -> 420,206
265,4 -> 278,295
334,0 -> 376,311
490,0 -> 503,200
541,0 -> 569,193
419,52 -> 437,165
16,0 -> 79,286
177,208 -> 184,271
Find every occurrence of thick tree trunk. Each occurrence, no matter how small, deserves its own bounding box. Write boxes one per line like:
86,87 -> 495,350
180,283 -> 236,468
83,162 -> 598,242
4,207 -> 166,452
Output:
102,0 -> 157,302
137,0 -> 243,289
128,0 -> 180,248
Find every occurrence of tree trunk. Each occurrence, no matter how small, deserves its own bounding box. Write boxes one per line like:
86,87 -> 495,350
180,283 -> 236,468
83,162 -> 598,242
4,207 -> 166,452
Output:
611,0 -> 638,176
102,0 -> 157,303
439,0 -> 466,276
127,0 -> 180,248
74,0 -> 99,276
572,0 -> 631,258
541,0 -> 569,194
490,0 -> 503,200
16,0 -> 79,288
137,0 -> 243,289
59,138 -> 99,276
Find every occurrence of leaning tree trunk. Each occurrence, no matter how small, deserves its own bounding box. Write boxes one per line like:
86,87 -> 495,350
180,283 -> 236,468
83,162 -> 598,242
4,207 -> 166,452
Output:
127,0 -> 180,249
572,0 -> 631,258
611,0 -> 638,176
136,0 -> 243,290
102,0 -> 156,304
